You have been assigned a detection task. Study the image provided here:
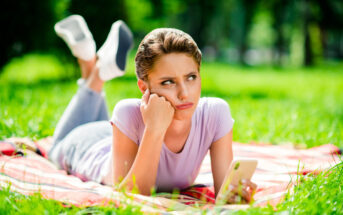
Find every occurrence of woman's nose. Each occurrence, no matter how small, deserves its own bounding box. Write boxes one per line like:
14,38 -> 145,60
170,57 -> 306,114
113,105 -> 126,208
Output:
178,83 -> 188,101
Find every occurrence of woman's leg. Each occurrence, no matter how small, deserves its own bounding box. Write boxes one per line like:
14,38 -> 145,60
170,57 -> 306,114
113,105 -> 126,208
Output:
52,18 -> 133,143
49,17 -> 133,183
49,57 -> 110,172
49,58 -> 112,176
50,121 -> 112,183
52,57 -> 108,143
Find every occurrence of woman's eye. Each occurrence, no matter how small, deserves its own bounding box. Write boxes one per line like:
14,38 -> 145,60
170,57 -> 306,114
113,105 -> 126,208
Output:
161,80 -> 173,85
188,75 -> 197,80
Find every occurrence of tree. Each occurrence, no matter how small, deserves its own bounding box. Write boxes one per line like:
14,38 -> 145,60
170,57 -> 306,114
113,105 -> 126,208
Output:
0,0 -> 58,71
67,0 -> 127,48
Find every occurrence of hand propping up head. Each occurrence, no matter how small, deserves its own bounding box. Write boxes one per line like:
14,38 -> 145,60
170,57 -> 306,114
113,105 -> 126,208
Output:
140,89 -> 175,134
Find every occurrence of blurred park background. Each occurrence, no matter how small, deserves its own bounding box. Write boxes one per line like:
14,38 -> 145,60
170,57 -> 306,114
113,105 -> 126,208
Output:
1,0 -> 343,147
1,0 -> 343,68
1,1 -> 343,213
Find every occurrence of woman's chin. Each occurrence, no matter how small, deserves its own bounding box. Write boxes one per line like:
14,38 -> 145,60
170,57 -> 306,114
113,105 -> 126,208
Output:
173,109 -> 194,120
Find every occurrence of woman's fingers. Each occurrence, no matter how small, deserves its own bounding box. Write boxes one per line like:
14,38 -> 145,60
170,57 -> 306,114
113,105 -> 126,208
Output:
241,188 -> 251,202
235,184 -> 251,203
226,190 -> 249,204
227,180 -> 256,204
241,179 -> 257,191
139,90 -> 174,133
141,89 -> 150,106
240,180 -> 257,202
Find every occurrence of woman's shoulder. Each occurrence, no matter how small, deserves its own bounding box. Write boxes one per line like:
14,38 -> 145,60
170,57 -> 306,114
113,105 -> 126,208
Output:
197,97 -> 234,142
114,98 -> 141,110
110,98 -> 142,144
113,98 -> 141,112
198,97 -> 230,111
111,98 -> 141,121
196,97 -> 232,126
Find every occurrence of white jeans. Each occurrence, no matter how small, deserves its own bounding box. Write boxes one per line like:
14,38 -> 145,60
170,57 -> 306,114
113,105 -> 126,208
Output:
48,80 -> 112,183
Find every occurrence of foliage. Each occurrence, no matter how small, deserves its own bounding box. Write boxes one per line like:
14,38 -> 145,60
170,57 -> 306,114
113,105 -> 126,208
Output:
2,0 -> 343,71
229,162 -> 343,215
277,162 -> 343,214
67,0 -> 127,47
0,53 -> 77,84
201,62 -> 343,147
1,53 -> 342,147
0,186 -> 143,214
0,0 -> 58,68
0,53 -> 343,213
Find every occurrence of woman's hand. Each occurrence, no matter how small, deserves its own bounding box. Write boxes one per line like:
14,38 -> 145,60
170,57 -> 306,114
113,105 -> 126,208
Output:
225,179 -> 257,204
140,89 -> 175,134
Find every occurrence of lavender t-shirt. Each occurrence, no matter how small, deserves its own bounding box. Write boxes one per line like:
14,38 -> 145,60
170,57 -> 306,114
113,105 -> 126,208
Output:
110,97 -> 234,192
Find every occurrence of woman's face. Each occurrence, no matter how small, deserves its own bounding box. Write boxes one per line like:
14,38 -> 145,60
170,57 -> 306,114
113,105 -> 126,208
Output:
146,53 -> 201,120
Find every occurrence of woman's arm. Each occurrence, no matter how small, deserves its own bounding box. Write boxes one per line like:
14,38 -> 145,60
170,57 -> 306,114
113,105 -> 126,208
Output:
112,124 -> 165,195
210,130 -> 257,203
113,124 -> 164,195
209,130 -> 233,197
111,124 -> 138,184
112,90 -> 174,195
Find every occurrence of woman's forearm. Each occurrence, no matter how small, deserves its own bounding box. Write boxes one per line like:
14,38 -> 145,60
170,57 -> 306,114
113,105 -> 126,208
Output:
118,127 -> 165,195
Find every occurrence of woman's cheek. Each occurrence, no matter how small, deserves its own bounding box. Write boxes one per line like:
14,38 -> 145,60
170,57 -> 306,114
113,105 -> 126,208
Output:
151,88 -> 176,104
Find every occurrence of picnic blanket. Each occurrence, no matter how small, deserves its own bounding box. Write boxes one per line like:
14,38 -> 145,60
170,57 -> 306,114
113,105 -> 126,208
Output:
0,138 -> 341,214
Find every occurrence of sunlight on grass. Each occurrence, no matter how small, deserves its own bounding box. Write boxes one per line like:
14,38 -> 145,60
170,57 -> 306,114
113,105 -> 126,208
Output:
2,53 -> 342,147
0,53 -> 77,84
0,185 -> 143,215
0,53 -> 343,214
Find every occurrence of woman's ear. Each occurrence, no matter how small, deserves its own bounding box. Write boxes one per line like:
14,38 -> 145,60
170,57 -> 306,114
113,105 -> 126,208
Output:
137,79 -> 148,94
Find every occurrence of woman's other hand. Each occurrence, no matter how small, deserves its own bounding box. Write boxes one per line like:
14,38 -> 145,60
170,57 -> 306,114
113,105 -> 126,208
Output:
225,179 -> 257,204
140,89 -> 175,134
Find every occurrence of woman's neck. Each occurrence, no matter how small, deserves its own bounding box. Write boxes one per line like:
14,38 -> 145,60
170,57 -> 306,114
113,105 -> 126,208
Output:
166,118 -> 192,135
163,117 -> 192,153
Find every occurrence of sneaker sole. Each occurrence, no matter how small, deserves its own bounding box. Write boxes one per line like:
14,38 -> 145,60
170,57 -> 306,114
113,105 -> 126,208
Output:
97,20 -> 133,81
116,22 -> 133,71
54,15 -> 96,60
59,19 -> 86,42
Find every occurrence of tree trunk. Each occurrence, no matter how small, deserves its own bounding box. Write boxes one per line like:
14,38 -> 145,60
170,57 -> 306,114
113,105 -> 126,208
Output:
303,0 -> 313,66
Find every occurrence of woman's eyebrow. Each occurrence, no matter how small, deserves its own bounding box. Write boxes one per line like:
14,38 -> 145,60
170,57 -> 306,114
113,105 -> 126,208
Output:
185,71 -> 197,76
159,76 -> 174,80
158,71 -> 197,80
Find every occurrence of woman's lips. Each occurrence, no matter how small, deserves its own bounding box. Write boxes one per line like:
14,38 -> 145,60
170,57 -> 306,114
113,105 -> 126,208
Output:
176,102 -> 193,110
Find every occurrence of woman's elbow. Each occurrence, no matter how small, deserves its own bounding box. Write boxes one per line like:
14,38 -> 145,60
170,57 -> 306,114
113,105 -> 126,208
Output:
118,181 -> 153,196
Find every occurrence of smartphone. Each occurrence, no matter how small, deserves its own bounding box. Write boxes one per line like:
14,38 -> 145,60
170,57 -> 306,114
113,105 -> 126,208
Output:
215,159 -> 258,204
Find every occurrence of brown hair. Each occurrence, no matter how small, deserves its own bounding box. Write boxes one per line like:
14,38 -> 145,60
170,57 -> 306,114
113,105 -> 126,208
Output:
135,28 -> 202,81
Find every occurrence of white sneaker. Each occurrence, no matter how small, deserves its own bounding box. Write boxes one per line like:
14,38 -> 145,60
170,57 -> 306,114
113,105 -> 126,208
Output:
54,15 -> 96,61
97,20 -> 133,81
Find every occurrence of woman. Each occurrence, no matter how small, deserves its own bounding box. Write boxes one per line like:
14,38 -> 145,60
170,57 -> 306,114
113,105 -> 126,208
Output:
49,15 -> 256,203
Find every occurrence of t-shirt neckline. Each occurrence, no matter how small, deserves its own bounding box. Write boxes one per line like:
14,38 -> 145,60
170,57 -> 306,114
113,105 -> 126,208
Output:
162,113 -> 196,156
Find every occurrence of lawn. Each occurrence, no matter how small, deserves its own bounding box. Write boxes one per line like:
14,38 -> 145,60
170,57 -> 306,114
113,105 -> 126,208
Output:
0,53 -> 342,214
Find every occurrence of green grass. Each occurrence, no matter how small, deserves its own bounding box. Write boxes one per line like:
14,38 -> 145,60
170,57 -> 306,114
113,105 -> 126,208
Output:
0,186 -> 143,214
201,63 -> 343,147
278,161 -> 343,214
1,54 -> 342,147
1,53 -> 343,214
232,161 -> 343,215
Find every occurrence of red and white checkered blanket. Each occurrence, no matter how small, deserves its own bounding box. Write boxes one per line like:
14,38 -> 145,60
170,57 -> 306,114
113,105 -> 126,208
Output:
0,140 -> 341,213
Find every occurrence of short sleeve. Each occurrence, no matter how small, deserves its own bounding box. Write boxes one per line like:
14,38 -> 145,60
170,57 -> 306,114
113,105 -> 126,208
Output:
210,98 -> 235,142
110,99 -> 142,144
